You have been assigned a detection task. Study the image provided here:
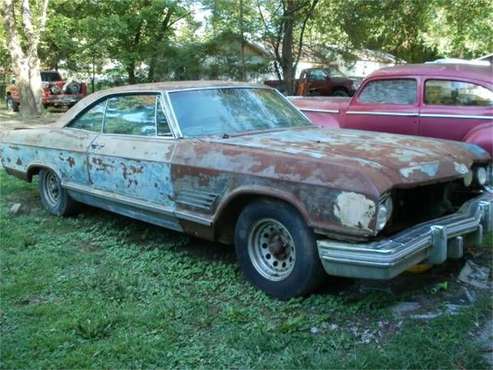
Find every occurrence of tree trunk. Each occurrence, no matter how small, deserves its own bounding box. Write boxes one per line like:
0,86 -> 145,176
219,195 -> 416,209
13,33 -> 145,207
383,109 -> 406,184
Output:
127,63 -> 136,84
2,0 -> 49,117
281,0 -> 296,95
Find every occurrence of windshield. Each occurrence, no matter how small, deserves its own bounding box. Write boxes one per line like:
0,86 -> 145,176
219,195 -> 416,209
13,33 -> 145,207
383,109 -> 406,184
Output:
168,87 -> 312,137
41,72 -> 62,82
328,68 -> 346,78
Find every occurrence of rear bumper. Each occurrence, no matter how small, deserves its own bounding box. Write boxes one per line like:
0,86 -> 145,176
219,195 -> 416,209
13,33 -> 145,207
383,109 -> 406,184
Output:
317,192 -> 493,280
43,94 -> 83,106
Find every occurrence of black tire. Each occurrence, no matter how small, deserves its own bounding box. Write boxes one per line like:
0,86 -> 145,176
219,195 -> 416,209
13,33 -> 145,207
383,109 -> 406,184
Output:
6,96 -> 19,112
234,199 -> 325,299
38,169 -> 78,216
331,89 -> 349,97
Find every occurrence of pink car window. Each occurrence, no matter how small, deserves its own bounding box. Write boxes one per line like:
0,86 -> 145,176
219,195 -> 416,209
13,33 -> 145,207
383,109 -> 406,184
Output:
424,80 -> 493,106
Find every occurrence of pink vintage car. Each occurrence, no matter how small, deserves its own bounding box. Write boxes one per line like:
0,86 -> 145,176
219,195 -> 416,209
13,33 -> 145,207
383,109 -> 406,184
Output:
290,64 -> 493,154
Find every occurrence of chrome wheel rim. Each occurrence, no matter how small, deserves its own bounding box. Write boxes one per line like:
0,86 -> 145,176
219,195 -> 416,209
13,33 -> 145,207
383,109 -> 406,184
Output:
247,218 -> 296,281
43,172 -> 61,207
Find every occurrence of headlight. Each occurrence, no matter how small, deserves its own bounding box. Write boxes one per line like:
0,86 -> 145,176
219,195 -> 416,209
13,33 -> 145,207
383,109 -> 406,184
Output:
376,196 -> 393,231
476,167 -> 487,185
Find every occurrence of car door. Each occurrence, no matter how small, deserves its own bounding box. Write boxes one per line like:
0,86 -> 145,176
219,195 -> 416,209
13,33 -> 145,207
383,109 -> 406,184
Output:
343,78 -> 420,135
419,78 -> 493,140
307,69 -> 329,96
87,93 -> 177,215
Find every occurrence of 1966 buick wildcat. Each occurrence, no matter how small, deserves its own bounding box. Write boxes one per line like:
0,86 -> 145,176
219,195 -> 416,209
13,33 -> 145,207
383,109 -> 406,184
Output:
1,81 -> 492,299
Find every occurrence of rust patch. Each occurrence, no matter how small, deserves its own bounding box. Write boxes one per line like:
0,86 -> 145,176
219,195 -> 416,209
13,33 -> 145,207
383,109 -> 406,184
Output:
67,156 -> 75,168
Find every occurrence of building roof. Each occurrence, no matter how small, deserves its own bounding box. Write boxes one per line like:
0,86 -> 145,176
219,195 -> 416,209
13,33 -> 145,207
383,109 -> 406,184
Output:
369,63 -> 493,83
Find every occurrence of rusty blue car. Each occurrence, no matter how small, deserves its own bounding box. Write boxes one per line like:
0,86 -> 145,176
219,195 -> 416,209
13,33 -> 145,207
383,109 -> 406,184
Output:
1,81 -> 492,299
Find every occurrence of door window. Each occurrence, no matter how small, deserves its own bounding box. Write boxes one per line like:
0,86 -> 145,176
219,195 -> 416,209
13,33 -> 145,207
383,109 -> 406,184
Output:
104,95 -> 158,136
358,79 -> 417,104
156,99 -> 172,136
424,80 -> 493,106
68,100 -> 106,132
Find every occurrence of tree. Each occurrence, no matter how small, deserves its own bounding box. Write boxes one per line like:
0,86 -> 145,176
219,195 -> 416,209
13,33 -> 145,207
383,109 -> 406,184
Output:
2,0 -> 49,116
257,0 -> 319,94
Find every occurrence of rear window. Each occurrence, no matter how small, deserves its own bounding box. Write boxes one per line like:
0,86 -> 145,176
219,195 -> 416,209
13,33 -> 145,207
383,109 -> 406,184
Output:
358,79 -> 417,105
424,80 -> 493,106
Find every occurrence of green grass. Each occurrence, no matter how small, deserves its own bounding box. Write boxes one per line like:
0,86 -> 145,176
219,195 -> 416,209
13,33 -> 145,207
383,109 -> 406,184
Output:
1,170 -> 492,369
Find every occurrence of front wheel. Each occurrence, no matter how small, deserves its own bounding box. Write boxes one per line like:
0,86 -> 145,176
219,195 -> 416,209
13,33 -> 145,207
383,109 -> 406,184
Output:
39,169 -> 78,216
234,199 -> 325,299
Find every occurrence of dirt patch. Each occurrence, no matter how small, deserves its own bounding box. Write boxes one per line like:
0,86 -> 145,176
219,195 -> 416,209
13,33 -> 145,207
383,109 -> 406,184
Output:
0,107 -> 63,132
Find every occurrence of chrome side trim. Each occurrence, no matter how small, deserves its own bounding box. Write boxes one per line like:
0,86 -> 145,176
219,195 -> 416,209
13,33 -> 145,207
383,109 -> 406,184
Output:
420,113 -> 493,120
62,181 -> 212,226
306,109 -> 493,120
300,108 -> 340,114
317,193 -> 492,279
346,111 -> 419,117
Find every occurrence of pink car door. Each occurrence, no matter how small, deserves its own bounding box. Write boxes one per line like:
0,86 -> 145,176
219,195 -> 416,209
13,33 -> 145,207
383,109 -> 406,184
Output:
343,78 -> 420,135
419,78 -> 493,141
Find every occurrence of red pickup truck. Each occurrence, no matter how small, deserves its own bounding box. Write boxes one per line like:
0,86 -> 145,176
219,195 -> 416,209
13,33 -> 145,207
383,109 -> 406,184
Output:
291,64 -> 493,154
265,67 -> 356,96
5,71 -> 87,111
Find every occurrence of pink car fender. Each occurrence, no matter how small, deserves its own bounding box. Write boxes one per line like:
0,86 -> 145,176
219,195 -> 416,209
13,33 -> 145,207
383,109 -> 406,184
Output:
463,122 -> 493,156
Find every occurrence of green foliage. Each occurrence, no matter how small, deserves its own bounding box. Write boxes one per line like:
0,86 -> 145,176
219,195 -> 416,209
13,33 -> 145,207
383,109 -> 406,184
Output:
1,167 -> 492,368
313,0 -> 492,63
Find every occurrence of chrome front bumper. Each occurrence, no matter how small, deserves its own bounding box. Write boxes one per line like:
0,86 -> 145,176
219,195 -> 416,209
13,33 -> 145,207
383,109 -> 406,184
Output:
317,193 -> 493,280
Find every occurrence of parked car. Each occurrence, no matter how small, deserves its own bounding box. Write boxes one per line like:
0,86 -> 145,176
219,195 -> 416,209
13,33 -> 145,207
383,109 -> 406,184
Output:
291,64 -> 493,154
265,67 -> 356,96
5,70 -> 87,111
1,82 -> 492,299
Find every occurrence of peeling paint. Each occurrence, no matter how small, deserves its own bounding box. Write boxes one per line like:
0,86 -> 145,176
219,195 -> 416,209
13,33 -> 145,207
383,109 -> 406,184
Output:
400,161 -> 440,178
333,192 -> 376,231
454,162 -> 469,175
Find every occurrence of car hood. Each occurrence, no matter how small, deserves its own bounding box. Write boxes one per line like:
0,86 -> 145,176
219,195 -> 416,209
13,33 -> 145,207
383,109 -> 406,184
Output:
207,127 -> 490,195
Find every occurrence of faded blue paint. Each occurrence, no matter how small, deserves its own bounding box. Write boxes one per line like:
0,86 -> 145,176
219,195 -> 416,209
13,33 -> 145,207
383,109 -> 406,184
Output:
88,135 -> 176,210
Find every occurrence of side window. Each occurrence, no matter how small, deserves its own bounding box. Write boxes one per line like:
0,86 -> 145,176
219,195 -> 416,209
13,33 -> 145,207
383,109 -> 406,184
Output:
156,99 -> 172,136
68,100 -> 106,132
104,95 -> 157,136
358,79 -> 417,104
309,70 -> 327,81
425,80 -> 493,106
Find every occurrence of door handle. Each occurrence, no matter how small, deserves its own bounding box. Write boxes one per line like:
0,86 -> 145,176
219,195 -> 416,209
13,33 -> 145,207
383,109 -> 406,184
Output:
91,143 -> 105,149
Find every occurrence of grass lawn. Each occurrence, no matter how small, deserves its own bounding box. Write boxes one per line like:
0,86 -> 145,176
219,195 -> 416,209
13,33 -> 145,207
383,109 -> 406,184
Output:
1,169 -> 492,369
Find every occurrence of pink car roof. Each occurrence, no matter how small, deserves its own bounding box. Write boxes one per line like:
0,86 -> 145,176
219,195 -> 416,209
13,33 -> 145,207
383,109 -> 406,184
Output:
369,63 -> 493,85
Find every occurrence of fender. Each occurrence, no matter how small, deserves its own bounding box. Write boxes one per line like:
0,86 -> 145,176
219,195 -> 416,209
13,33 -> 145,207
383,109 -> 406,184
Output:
26,162 -> 64,183
463,122 -> 493,156
213,185 -> 311,225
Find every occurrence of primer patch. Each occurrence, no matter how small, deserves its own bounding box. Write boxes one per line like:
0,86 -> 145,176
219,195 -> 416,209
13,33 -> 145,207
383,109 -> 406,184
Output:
400,161 -> 440,178
454,162 -> 469,175
334,192 -> 375,231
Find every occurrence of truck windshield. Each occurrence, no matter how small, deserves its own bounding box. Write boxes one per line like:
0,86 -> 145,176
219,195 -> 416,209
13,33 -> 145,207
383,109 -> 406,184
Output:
41,72 -> 62,82
169,88 -> 312,137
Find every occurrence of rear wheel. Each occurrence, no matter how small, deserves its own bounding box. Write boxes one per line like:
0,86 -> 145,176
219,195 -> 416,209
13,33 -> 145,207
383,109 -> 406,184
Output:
234,199 -> 325,299
38,169 -> 78,216
331,89 -> 349,97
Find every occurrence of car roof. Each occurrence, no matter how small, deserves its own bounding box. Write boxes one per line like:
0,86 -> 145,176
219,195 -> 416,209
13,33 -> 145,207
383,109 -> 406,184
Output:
54,80 -> 269,128
100,80 -> 263,93
368,63 -> 493,83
